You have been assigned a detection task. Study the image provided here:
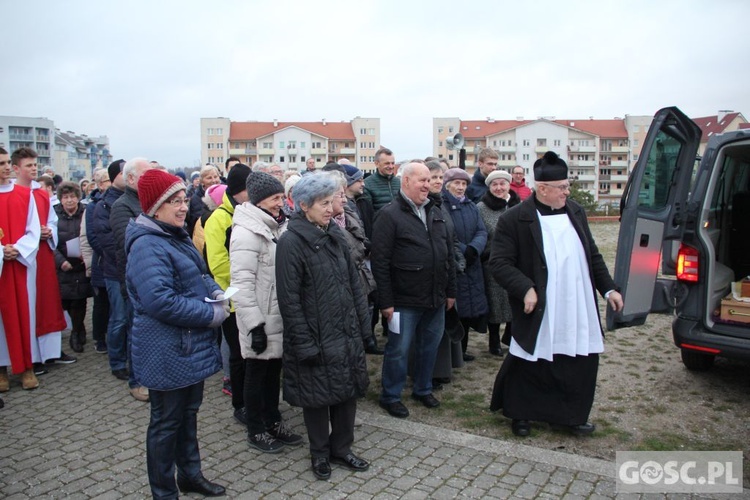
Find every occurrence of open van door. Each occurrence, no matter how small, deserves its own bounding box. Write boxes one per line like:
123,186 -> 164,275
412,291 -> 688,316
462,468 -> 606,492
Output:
606,107 -> 701,330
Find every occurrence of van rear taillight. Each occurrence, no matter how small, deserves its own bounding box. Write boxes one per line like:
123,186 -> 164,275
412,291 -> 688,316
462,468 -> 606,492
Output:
676,244 -> 699,282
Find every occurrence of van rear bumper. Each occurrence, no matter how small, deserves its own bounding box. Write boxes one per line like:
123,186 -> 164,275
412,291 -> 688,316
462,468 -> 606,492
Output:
673,316 -> 750,361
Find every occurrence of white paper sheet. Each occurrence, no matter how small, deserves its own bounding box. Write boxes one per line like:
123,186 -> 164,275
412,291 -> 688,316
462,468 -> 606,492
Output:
387,311 -> 400,334
66,238 -> 81,258
204,286 -> 239,302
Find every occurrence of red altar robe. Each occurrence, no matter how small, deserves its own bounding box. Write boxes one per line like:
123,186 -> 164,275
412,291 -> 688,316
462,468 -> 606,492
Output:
32,188 -> 67,336
0,184 -> 36,373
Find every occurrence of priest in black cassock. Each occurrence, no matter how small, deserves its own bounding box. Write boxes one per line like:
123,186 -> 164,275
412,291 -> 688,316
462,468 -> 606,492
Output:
488,151 -> 624,437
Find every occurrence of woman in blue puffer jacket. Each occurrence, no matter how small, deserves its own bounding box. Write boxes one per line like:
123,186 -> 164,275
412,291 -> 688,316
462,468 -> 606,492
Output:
125,169 -> 229,500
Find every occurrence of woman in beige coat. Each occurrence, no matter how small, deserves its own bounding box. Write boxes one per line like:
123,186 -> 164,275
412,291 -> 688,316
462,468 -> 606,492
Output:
230,172 -> 302,453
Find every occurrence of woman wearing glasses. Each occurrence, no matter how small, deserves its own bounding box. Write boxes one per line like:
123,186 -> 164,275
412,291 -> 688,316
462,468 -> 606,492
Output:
125,169 -> 228,498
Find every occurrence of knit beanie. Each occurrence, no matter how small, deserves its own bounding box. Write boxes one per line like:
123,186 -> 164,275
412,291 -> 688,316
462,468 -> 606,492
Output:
226,163 -> 251,196
108,159 -> 125,183
247,171 -> 284,205
285,175 -> 301,198
137,169 -> 185,216
207,183 -> 228,206
343,164 -> 364,186
443,167 -> 471,185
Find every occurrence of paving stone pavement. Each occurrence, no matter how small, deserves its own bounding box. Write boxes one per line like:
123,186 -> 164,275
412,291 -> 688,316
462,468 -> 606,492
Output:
0,332 -> 745,499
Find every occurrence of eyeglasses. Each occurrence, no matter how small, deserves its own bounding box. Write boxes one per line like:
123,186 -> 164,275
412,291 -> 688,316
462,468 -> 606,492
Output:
167,197 -> 189,207
542,183 -> 570,192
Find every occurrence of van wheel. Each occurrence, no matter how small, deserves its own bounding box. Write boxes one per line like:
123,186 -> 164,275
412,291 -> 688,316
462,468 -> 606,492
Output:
680,349 -> 715,371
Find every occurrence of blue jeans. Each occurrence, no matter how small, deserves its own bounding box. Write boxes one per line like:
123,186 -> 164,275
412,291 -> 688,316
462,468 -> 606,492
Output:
380,307 -> 445,403
147,381 -> 204,500
105,279 -> 128,373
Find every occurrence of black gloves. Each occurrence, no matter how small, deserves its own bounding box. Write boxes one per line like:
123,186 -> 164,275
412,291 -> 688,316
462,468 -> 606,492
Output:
250,324 -> 267,355
464,246 -> 478,267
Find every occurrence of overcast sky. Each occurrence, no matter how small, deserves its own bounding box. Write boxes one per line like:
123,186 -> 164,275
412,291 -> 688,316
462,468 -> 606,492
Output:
2,0 -> 749,168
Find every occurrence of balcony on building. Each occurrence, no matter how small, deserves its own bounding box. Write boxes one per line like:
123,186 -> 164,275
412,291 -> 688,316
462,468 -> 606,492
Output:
229,148 -> 245,155
569,145 -> 597,153
340,148 -> 356,155
311,148 -> 326,155
611,174 -> 629,182
495,145 -> 515,153
9,133 -> 33,141
612,146 -> 629,153
287,147 -> 298,156
258,148 -> 275,155
575,173 -> 597,182
36,134 -> 50,142
534,146 -> 549,153
568,159 -> 597,167
498,159 -> 516,167
611,160 -> 628,168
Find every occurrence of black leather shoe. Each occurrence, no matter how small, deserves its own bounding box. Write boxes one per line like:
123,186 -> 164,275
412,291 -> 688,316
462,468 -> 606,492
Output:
69,333 -> 83,353
364,341 -> 384,355
111,368 -> 129,380
379,400 -> 409,418
463,353 -> 476,362
433,377 -> 451,385
176,474 -> 226,496
511,419 -> 531,437
331,452 -> 370,472
411,393 -> 440,408
431,381 -> 443,391
311,456 -> 331,480
552,422 -> 596,436
489,348 -> 504,357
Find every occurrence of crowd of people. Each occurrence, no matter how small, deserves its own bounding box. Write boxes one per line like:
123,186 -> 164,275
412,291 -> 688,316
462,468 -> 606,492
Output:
0,145 -> 624,497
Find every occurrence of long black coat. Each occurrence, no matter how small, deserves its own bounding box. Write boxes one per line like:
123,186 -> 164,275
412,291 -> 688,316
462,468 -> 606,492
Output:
489,197 -> 616,355
276,213 -> 370,409
54,203 -> 89,299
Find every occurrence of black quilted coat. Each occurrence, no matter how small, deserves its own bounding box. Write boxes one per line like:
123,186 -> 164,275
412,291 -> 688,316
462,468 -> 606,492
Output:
276,213 -> 370,409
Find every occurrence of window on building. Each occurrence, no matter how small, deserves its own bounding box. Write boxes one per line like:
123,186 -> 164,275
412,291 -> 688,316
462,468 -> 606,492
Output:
360,128 -> 366,134
207,128 -> 214,135
523,154 -> 530,161
301,142 -> 306,148
438,126 -> 444,134
537,138 -> 547,147
216,128 -> 223,135
634,139 -> 639,147
369,128 -> 375,135
633,125 -> 640,133
262,142 -> 272,149
279,141 -> 285,148
554,139 -> 561,146
207,143 -> 213,149
448,126 -> 454,133
448,154 -> 454,160
279,156 -> 285,162
523,139 -> 530,147
345,143 -> 351,148
439,141 -> 443,147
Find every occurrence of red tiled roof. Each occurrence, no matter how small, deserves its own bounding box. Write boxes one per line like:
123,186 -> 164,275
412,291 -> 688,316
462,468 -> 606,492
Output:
230,121 -> 355,141
693,113 -> 740,140
457,118 -> 627,139
739,123 -> 750,129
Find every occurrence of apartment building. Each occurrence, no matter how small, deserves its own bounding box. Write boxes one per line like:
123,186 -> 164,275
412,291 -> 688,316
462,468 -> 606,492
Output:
0,116 -> 55,167
433,116 -> 649,206
200,117 -> 380,172
434,111 -> 748,207
54,130 -> 112,182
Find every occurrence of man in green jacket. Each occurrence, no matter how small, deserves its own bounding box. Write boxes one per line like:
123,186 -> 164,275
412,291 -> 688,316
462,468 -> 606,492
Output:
364,147 -> 400,212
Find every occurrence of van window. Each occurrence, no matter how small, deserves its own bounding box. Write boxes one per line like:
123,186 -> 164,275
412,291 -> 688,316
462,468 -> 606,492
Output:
637,131 -> 684,210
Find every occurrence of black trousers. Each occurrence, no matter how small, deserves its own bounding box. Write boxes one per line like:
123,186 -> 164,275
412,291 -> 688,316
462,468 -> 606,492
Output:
147,381 -> 204,500
302,397 -> 357,458
221,312 -> 244,409
243,358 -> 282,436
91,286 -> 109,343
61,298 -> 87,338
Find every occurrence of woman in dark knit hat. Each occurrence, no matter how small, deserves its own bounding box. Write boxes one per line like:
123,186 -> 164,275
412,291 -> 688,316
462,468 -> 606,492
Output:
230,172 -> 302,453
125,169 -> 228,498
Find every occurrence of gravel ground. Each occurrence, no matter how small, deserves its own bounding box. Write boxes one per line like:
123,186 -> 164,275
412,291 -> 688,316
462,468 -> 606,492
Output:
358,221 -> 750,483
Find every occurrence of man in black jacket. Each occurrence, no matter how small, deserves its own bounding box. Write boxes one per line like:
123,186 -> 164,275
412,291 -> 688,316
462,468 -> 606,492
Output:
372,162 -> 457,419
110,157 -> 154,402
488,151 -> 623,437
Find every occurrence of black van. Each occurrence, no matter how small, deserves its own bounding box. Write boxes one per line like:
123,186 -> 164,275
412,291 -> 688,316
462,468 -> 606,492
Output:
607,106 -> 750,371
